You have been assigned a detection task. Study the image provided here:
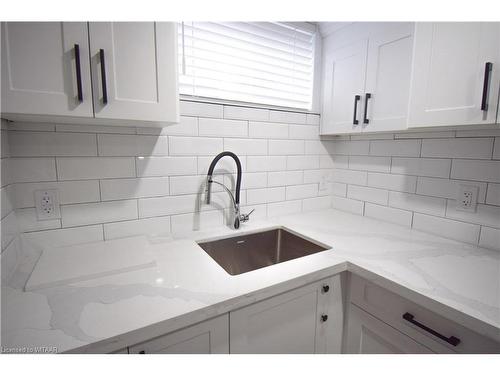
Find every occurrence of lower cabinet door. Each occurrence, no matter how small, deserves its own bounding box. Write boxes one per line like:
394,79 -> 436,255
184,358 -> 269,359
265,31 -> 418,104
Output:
128,314 -> 229,354
230,276 -> 342,354
345,304 -> 433,354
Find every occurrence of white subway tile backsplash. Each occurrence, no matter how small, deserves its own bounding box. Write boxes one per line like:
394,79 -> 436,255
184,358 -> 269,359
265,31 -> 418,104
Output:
455,129 -> 500,138
138,116 -> 198,136
10,122 -> 55,132
364,203 -> 413,227
412,213 -> 480,244
394,131 -> 455,139
286,184 -> 318,200
348,156 -> 391,173
138,194 -> 198,218
421,138 -> 493,159
198,118 -> 248,137
306,114 -> 320,125
289,125 -> 319,140
224,138 -> 268,155
269,110 -> 306,124
268,171 -> 303,187
331,140 -> 369,155
267,200 -> 302,217
348,185 -> 388,205
287,155 -> 319,170
302,196 -> 332,212
57,157 -> 135,180
180,101 -> 223,118
14,180 -> 100,208
367,172 -> 417,193
350,133 -> 393,141
1,211 -> 19,250
137,156 -> 197,177
247,187 -> 285,205
370,139 -> 421,157
224,106 -> 269,121
16,208 -> 61,232
104,216 -> 171,240
171,211 -> 224,234
9,158 -> 57,183
22,225 -> 104,248
98,134 -> 168,156
479,226 -> 500,251
451,159 -> 500,183
169,175 -> 216,195
169,136 -> 222,156
493,138 -> 500,160
388,191 -> 446,216
224,172 -> 267,190
10,132 -> 97,157
320,155 -> 348,169
247,156 -> 286,172
56,124 -> 136,134
100,177 -> 169,200
416,177 -> 487,202
332,169 -> 367,185
446,201 -> 500,229
332,182 -> 347,197
248,121 -> 288,139
391,157 -> 451,178
331,196 -> 364,215
303,169 -> 331,184
269,140 -> 304,155
486,183 -> 500,206
1,185 -> 13,218
61,200 -> 138,227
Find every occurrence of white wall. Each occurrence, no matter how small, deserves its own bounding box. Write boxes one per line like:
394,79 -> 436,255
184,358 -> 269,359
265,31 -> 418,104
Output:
328,130 -> 500,250
2,101 -> 334,249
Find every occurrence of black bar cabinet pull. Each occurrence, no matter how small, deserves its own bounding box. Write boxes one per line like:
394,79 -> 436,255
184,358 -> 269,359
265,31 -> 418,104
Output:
481,62 -> 492,111
402,312 -> 460,347
99,49 -> 108,105
353,95 -> 361,125
363,93 -> 371,124
74,44 -> 83,102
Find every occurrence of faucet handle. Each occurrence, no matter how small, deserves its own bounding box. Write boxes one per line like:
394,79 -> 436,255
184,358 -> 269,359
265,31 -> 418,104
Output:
239,209 -> 255,223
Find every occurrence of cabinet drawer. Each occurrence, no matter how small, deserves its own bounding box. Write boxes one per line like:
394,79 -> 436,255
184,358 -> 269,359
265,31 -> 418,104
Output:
349,274 -> 500,353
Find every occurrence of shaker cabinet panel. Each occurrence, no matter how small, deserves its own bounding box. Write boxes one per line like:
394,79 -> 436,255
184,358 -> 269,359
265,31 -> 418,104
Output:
1,22 -> 93,118
363,23 -> 414,132
128,314 -> 229,354
88,22 -> 179,123
230,275 -> 342,354
321,39 -> 368,134
408,22 -> 500,127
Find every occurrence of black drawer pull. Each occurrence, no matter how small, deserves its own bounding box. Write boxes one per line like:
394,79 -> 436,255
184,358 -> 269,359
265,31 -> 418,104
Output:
403,312 -> 460,347
74,44 -> 83,102
481,62 -> 492,111
353,95 -> 361,125
99,49 -> 108,105
363,93 -> 371,124
138,350 -> 145,354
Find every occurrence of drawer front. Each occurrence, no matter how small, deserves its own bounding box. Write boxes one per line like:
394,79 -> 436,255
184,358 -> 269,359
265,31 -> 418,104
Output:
350,274 -> 500,353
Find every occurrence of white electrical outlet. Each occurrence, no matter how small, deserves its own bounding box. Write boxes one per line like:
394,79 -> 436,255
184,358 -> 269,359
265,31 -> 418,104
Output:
456,184 -> 478,212
319,172 -> 330,191
35,189 -> 61,220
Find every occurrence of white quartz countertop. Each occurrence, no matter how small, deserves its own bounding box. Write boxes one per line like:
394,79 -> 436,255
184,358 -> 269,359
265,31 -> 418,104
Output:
2,209 -> 499,353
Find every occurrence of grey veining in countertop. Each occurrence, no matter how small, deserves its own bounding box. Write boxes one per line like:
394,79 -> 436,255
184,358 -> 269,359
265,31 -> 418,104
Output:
1,208 -> 499,353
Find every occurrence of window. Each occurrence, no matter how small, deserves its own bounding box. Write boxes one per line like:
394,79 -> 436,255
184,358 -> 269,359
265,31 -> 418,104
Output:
178,22 -> 317,110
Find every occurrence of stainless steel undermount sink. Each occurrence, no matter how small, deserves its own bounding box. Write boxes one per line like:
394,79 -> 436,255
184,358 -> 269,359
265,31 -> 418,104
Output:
197,228 -> 331,275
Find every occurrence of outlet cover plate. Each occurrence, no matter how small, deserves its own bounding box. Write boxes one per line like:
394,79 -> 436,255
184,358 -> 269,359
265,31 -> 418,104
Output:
35,189 -> 61,220
456,184 -> 478,212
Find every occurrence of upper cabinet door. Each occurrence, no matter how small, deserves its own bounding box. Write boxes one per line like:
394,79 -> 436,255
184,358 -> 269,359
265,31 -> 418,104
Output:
88,22 -> 179,123
1,22 -> 93,117
321,39 -> 368,134
408,22 -> 500,128
363,23 -> 414,132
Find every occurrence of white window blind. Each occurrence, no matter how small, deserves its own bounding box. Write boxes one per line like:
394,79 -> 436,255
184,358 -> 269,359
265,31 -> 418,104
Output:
178,22 -> 317,110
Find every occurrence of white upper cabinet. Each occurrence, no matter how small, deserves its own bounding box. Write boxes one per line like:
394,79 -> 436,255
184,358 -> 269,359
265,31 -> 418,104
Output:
88,22 -> 178,123
320,23 -> 414,135
1,22 -> 93,118
408,22 -> 500,128
363,23 -> 414,132
321,38 -> 368,134
1,22 -> 179,127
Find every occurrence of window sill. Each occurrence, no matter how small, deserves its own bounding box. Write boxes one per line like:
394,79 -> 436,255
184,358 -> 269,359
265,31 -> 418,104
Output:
179,95 -> 320,116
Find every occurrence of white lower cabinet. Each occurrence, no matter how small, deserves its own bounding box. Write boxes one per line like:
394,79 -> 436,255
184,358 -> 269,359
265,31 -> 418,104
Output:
128,314 -> 229,354
345,304 -> 433,354
229,275 -> 343,354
